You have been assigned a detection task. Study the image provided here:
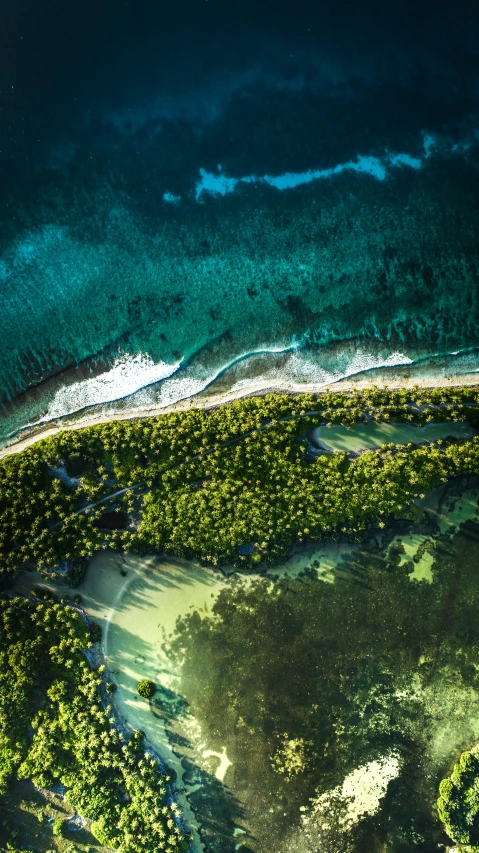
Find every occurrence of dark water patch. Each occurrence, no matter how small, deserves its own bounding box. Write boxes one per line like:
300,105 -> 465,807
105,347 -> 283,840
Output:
95,511 -> 130,530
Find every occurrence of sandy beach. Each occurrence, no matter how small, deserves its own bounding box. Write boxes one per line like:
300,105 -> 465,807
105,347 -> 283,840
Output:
1,370 -> 478,462
80,550 -> 231,853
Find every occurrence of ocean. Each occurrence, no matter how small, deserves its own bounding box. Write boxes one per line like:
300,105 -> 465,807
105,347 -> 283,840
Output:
1,0 -> 479,444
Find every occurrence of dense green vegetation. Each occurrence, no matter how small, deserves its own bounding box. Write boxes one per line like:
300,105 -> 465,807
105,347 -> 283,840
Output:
437,751 -> 479,848
0,596 -> 187,852
137,680 -> 156,699
1,386 -> 479,852
51,818 -> 65,837
1,386 -> 479,576
0,777 -> 108,852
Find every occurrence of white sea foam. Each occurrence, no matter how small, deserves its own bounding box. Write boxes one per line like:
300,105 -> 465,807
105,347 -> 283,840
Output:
15,342 -> 467,448
149,344 -> 298,407
126,347 -> 412,412
155,375 -> 211,407
16,344 -> 418,438
36,353 -> 180,423
344,349 -> 413,375
226,348 -> 414,393
89,345 -> 413,415
25,345 -> 298,428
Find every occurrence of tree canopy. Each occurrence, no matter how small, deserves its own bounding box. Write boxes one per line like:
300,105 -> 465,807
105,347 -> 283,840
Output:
0,596 -> 186,852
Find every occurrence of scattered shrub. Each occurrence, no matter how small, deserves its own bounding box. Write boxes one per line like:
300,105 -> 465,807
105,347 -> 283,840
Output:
137,679 -> 156,699
52,818 -> 65,837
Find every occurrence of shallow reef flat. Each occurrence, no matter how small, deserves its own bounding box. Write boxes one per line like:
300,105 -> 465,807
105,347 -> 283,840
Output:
2,89 -> 479,442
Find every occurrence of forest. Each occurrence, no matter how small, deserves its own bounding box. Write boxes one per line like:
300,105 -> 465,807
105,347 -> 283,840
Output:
0,595 -> 187,851
1,385 -> 479,850
1,385 -> 479,577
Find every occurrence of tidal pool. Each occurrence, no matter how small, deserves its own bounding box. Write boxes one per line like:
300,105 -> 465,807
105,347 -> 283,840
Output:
312,420 -> 476,452
388,533 -> 435,583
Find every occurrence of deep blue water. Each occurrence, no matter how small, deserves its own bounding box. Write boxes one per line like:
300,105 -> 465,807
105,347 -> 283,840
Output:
1,0 -> 479,443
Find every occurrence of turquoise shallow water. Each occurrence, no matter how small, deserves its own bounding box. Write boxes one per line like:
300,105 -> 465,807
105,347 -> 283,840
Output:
1,151 -> 479,448
1,11 -> 479,444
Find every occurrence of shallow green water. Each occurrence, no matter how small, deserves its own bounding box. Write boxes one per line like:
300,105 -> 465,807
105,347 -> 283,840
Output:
388,533 -> 435,582
166,517 -> 479,853
79,478 -> 479,852
79,545 -> 356,849
312,420 -> 476,452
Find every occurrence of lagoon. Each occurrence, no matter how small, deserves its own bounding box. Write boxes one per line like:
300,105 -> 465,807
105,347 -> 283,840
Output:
312,420 -> 476,453
78,544 -> 357,850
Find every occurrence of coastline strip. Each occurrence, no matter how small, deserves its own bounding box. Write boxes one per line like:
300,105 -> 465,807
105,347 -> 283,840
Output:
2,372 -> 479,461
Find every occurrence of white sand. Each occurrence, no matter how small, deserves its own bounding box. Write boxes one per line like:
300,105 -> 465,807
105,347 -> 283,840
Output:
202,747 -> 232,783
307,752 -> 401,829
79,550 -> 230,850
2,374 -> 478,461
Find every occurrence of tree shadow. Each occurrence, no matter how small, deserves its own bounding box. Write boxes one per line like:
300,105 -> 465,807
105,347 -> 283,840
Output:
82,551 -> 218,621
181,757 -> 251,853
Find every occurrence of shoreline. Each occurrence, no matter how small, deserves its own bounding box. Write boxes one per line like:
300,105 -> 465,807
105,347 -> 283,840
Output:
14,556 -> 205,852
79,551 -> 230,853
1,371 -> 479,461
